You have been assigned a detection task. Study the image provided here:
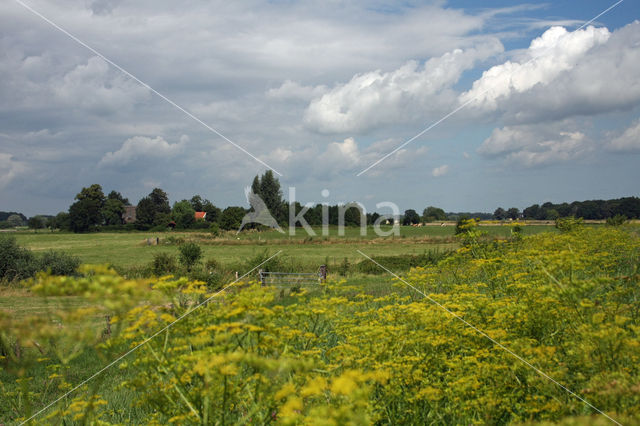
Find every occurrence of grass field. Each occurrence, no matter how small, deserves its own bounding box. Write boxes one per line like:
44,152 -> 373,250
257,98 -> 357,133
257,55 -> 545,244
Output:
10,224 -> 556,269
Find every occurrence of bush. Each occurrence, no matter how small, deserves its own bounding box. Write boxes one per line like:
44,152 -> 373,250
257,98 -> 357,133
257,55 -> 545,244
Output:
37,251 -> 80,275
555,216 -> 583,233
151,252 -> 178,276
0,236 -> 36,281
179,242 -> 203,271
606,214 -> 627,226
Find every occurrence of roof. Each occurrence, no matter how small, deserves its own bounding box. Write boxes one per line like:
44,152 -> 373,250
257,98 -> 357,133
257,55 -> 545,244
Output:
194,211 -> 207,220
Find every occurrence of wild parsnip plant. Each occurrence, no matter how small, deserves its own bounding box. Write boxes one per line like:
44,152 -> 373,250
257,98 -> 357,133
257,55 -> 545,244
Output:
1,226 -> 640,424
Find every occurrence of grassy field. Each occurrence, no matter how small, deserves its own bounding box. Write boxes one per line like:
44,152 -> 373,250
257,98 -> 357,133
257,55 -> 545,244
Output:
10,224 -> 556,269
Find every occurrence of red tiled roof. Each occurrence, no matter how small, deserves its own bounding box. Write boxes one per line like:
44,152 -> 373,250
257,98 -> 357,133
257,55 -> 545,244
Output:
194,211 -> 207,220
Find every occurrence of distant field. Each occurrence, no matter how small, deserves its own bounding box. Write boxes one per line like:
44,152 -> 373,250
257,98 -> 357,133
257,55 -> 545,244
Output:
10,224 -> 558,269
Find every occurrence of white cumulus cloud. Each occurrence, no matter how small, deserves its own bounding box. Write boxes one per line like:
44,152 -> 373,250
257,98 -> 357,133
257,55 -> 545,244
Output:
431,164 -> 449,177
100,135 -> 188,166
460,25 -> 610,110
608,119 -> 640,152
479,124 -> 590,167
304,40 -> 503,133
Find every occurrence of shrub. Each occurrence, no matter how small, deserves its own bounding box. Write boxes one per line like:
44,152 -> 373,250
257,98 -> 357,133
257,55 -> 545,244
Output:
0,236 -> 36,281
178,242 -> 202,271
555,216 -> 583,233
151,252 -> 178,276
37,251 -> 80,275
606,214 -> 627,226
338,257 -> 350,276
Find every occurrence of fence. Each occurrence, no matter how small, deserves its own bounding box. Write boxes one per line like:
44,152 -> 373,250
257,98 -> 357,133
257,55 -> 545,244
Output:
258,265 -> 327,286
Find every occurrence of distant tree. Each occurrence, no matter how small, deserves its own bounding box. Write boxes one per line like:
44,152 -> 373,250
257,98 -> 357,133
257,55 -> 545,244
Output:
69,184 -> 106,232
27,216 -> 45,230
172,200 -> 195,229
219,207 -> 247,230
107,190 -> 130,206
135,188 -> 171,229
522,204 -> 540,220
190,195 -> 205,212
423,206 -> 447,222
6,214 -> 24,227
202,201 -> 221,223
506,207 -> 520,220
493,207 -> 506,220
135,197 -> 156,229
251,171 -> 285,223
49,212 -> 71,230
149,188 -> 171,215
403,209 -> 420,225
102,198 -> 125,225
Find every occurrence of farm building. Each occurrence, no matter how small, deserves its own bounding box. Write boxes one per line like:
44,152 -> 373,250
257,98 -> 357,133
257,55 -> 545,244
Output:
123,205 -> 137,223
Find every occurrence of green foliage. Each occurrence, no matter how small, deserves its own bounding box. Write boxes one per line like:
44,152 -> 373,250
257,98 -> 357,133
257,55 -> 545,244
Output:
209,222 -> 220,236
27,216 -> 45,230
6,214 -> 25,227
0,236 -> 79,282
252,170 -> 285,223
101,198 -> 125,226
69,184 -> 106,233
423,206 -> 447,222
219,206 -> 246,230
151,252 -> 178,276
402,209 -> 420,225
338,257 -> 350,276
454,215 -> 472,235
606,214 -> 628,226
0,235 -> 36,281
555,216 -> 584,233
37,251 -> 81,276
178,242 -> 203,271
172,200 -> 196,229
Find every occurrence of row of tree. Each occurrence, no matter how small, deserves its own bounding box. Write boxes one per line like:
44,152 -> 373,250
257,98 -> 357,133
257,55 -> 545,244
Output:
520,197 -> 640,220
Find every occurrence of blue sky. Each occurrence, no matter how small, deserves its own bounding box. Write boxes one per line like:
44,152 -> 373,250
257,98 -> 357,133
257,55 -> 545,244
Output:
1,0 -> 639,216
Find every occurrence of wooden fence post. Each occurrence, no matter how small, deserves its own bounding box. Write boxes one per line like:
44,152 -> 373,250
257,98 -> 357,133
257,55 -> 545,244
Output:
319,265 -> 327,283
259,269 -> 265,286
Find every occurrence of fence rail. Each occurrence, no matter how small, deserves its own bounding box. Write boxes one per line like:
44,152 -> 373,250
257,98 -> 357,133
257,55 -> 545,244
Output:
259,265 -> 327,286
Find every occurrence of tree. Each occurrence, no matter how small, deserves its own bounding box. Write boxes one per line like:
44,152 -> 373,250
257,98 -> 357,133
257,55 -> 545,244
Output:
107,190 -> 129,206
69,184 -> 106,232
506,207 -> 520,220
102,198 -> 125,225
149,188 -> 171,215
493,207 -> 506,220
403,209 -> 420,225
423,206 -> 447,222
251,171 -> 285,223
203,201 -> 221,223
178,242 -> 202,271
219,207 -> 246,230
6,214 -> 24,227
27,216 -> 45,230
136,188 -> 171,229
190,195 -> 204,212
173,200 -> 195,229
49,212 -> 71,230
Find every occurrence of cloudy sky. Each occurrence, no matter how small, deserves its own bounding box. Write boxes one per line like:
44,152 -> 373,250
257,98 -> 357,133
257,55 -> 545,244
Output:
1,0 -> 639,216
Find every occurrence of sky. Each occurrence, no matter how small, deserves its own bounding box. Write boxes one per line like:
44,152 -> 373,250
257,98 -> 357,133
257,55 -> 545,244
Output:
1,0 -> 639,217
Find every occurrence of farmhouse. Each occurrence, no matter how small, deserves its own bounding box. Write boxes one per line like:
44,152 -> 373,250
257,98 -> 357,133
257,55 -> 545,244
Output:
123,205 -> 137,223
